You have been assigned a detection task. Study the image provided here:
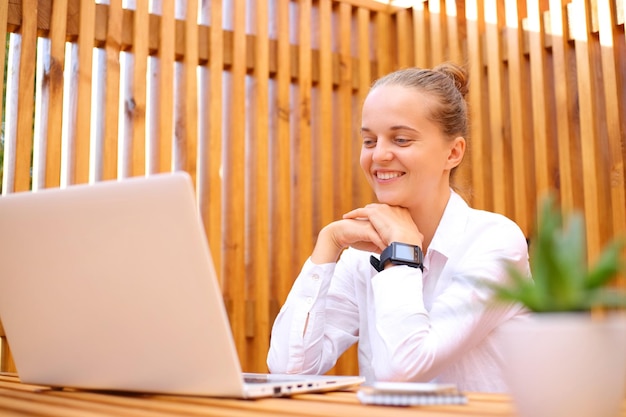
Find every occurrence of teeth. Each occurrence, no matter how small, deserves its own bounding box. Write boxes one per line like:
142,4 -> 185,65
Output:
377,172 -> 403,180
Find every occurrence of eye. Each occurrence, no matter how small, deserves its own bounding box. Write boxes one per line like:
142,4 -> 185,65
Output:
362,137 -> 377,148
394,137 -> 413,146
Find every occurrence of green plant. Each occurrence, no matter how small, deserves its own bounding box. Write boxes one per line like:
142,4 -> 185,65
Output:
491,195 -> 626,312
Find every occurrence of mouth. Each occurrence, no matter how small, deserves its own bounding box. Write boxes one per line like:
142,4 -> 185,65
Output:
375,171 -> 405,180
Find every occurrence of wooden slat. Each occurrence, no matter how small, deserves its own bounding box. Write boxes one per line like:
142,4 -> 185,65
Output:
569,0 -> 609,262
223,0 -> 247,369
527,0 -> 556,199
597,0 -> 626,273
249,0 -> 271,374
355,6 -> 374,209
295,0 -> 314,271
505,0 -> 533,235
318,0 -> 334,226
446,0 -> 463,64
548,0 -> 583,215
129,0 -> 148,177
13,0 -> 37,193
40,0 -> 67,188
337,2 -> 353,217
331,2 -> 358,377
395,8 -> 412,68
429,0 -> 446,65
375,11 -> 392,77
203,0 -> 224,287
102,0 -> 122,181
153,0 -> 174,176
184,0 -> 198,184
73,0 -> 95,184
412,1 -> 431,68
270,0 -> 293,314
485,0 -> 507,215
465,0 -> 488,210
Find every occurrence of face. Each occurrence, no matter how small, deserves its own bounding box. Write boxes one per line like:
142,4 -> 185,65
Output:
359,84 -> 463,208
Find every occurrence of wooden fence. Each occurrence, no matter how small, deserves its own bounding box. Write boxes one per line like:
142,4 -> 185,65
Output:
1,0 -> 625,375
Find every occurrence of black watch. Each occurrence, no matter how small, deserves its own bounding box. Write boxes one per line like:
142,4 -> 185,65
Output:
378,242 -> 424,272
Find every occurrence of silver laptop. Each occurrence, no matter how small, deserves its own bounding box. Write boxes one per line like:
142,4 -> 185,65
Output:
0,172 -> 364,398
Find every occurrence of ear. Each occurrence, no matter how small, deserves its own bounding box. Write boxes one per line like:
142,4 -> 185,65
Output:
446,136 -> 466,169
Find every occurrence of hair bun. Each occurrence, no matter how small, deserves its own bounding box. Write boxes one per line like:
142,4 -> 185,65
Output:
433,62 -> 469,98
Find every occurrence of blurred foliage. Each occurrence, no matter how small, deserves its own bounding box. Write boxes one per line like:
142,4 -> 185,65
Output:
490,195 -> 626,312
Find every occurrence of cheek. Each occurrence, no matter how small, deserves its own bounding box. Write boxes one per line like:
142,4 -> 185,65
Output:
359,150 -> 370,173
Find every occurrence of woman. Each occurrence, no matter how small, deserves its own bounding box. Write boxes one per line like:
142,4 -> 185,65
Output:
267,62 -> 530,392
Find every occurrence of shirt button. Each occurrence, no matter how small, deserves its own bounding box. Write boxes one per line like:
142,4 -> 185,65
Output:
306,297 -> 313,304
311,274 -> 320,281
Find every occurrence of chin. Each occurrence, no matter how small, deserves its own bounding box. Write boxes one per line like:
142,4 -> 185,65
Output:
375,194 -> 404,206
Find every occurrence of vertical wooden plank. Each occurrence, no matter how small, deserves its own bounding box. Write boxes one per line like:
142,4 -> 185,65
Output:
485,0 -> 507,215
568,0 -> 609,262
413,0 -> 431,68
2,35 -> 19,195
203,0 -> 223,285
428,0 -> 445,64
395,8 -> 412,68
446,0 -> 471,200
505,0 -> 533,235
295,0 -> 313,268
224,0 -> 247,368
130,0 -> 149,177
156,0 -> 174,175
355,6 -> 374,208
318,0 -> 334,226
184,0 -> 199,184
527,0 -> 557,198
465,0 -> 488,209
13,0 -> 37,192
73,0 -> 95,184
446,0 -> 463,64
375,11 -> 392,76
337,3 -> 352,216
42,0 -> 68,188
333,1 -> 358,377
270,0 -> 292,314
103,0 -> 123,181
248,0 -> 270,374
32,37 -> 48,191
549,0 -> 583,214
597,0 -> 626,271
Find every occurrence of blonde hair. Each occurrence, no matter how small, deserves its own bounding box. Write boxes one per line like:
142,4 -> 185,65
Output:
370,62 -> 469,140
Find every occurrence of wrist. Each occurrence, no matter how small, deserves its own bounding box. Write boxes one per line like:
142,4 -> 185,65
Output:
376,242 -> 424,272
311,225 -> 345,264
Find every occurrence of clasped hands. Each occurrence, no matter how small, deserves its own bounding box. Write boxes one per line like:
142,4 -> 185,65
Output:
310,203 -> 424,265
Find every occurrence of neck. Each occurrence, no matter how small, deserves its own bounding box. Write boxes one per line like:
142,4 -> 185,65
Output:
409,187 -> 451,253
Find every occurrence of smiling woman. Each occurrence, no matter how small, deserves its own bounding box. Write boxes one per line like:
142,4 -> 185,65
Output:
267,63 -> 531,393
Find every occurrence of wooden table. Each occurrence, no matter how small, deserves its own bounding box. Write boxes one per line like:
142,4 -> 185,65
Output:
0,373 -> 624,417
0,373 -> 513,417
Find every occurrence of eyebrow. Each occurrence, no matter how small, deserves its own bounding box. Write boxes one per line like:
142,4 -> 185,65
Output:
360,125 -> 419,133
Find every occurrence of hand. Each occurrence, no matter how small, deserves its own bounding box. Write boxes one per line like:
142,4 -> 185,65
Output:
310,218 -> 386,264
343,204 -> 423,250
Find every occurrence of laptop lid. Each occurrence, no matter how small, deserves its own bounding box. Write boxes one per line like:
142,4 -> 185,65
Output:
0,172 -> 364,398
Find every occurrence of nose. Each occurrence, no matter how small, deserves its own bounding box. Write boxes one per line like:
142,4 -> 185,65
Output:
371,139 -> 393,162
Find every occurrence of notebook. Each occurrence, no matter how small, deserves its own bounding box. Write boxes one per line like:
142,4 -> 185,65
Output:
0,172 -> 364,398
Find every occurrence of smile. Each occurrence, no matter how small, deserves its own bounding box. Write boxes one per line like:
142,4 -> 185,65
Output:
376,171 -> 404,180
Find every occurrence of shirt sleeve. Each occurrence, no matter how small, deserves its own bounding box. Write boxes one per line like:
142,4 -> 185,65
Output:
266,258 -> 360,374
369,218 -> 530,382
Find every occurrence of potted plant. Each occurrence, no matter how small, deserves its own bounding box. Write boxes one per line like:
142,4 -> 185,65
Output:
490,195 -> 626,417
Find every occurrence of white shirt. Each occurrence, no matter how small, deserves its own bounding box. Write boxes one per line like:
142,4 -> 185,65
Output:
267,191 -> 530,392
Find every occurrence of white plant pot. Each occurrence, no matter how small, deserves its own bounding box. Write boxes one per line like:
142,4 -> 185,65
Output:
498,313 -> 626,417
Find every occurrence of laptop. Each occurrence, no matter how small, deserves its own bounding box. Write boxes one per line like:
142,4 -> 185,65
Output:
0,172 -> 364,398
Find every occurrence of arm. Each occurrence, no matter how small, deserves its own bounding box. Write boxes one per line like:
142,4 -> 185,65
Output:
368,219 -> 530,381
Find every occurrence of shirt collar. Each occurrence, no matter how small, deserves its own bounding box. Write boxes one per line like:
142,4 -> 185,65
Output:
427,190 -> 470,260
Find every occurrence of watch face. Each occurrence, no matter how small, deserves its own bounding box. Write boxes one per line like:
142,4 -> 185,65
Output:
395,244 -> 415,261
